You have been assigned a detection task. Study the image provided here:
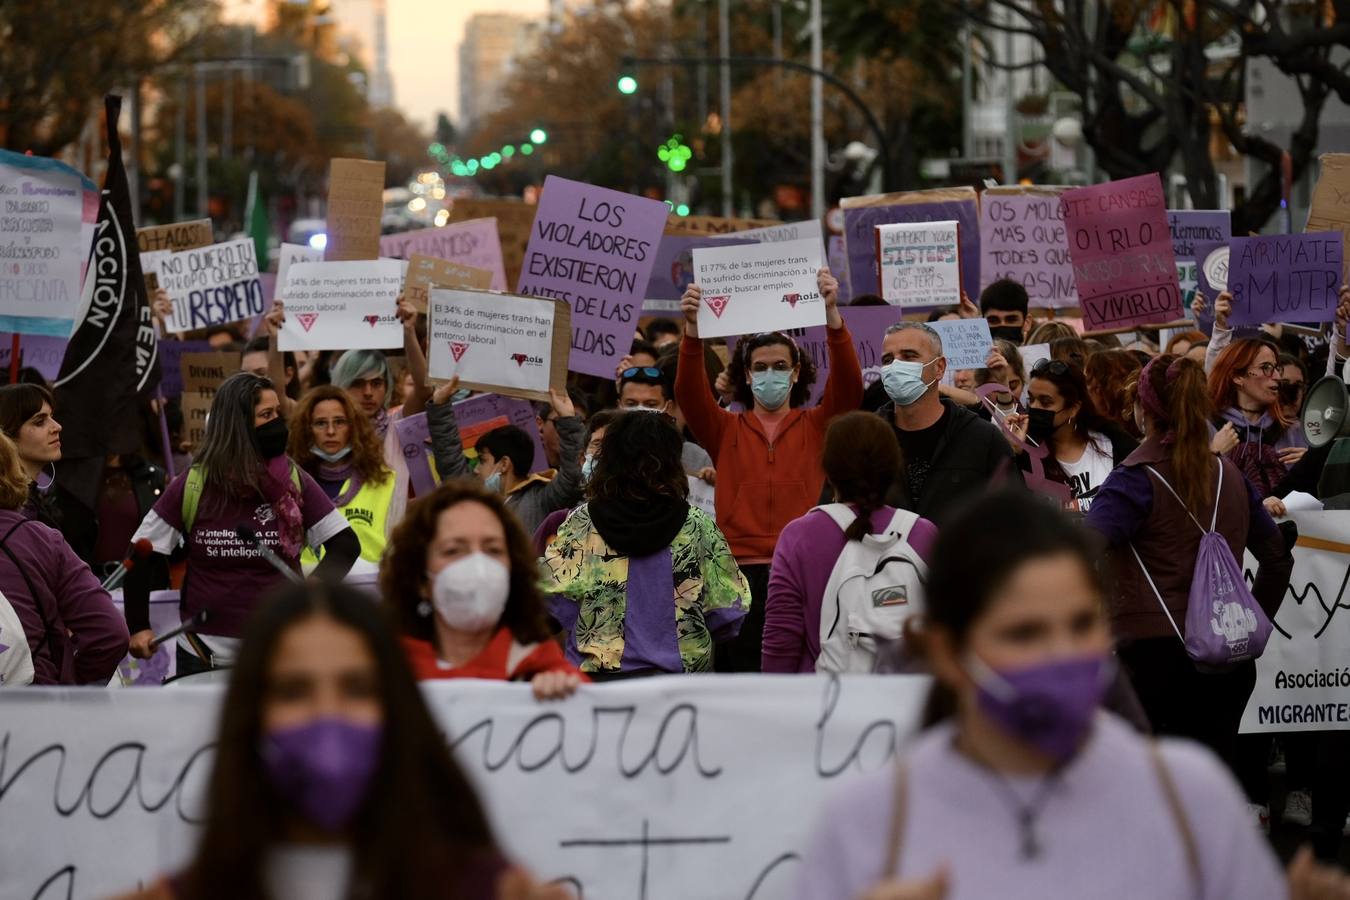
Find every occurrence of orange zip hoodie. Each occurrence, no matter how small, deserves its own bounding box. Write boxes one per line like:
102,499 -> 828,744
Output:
675,324 -> 863,560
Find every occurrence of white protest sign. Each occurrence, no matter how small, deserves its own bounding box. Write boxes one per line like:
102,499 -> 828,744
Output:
877,221 -> 961,307
713,219 -> 826,254
0,151 -> 93,333
139,250 -> 171,282
275,241 -> 323,294
688,476 -> 716,516
159,239 -> 263,333
427,288 -> 569,402
927,318 -> 994,370
0,676 -> 928,900
277,259 -> 404,351
1241,510 -> 1350,733
692,236 -> 825,339
1202,245 -> 1230,293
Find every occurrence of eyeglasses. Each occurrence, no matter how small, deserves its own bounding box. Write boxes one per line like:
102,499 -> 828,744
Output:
621,367 -> 662,380
312,417 -> 350,432
1245,363 -> 1279,378
1032,359 -> 1070,377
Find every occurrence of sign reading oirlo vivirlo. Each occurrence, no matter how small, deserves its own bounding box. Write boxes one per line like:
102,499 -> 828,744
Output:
876,221 -> 961,307
428,288 -> 571,402
692,236 -> 826,339
517,176 -> 668,378
1060,173 -> 1179,332
277,259 -> 404,351
159,239 -> 263,334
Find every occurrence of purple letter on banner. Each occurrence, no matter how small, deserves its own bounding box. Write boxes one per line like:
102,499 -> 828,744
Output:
979,192 -> 1077,308
379,220 -> 508,291
1061,173 -> 1178,331
517,176 -> 668,379
843,199 -> 980,301
1227,232 -> 1343,326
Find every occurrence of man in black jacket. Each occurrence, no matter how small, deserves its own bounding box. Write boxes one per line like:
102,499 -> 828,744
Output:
873,322 -> 1023,527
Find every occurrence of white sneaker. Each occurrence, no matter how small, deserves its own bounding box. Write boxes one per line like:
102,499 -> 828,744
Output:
1249,803 -> 1271,833
1284,791 -> 1313,826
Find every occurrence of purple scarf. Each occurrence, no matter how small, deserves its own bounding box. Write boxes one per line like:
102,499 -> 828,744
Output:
262,455 -> 305,559
317,459 -> 364,508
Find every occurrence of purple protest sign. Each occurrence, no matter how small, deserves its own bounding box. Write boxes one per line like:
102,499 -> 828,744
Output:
979,189 -> 1077,308
380,220 -> 508,291
1167,210 -> 1231,263
0,334 -> 67,382
728,306 -> 901,406
840,189 -> 980,301
394,394 -> 547,496
156,339 -> 214,397
1061,173 -> 1179,331
518,176 -> 669,379
645,235 -> 755,302
827,235 -> 854,304
1227,232 -> 1343,326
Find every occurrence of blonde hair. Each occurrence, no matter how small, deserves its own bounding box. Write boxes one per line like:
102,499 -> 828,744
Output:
0,432 -> 33,510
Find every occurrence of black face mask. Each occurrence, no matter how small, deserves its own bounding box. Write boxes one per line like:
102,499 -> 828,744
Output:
255,417 -> 289,459
990,325 -> 1025,346
1026,407 -> 1060,444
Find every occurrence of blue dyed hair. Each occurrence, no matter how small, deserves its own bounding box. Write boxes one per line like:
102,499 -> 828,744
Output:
329,349 -> 392,407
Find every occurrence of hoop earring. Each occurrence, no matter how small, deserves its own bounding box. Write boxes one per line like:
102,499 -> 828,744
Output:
34,461 -> 55,492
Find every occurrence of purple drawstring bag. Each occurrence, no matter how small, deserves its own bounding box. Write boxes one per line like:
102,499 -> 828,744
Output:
1130,464 -> 1273,670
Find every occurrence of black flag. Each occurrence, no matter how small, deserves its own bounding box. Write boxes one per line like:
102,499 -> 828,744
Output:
53,95 -> 161,510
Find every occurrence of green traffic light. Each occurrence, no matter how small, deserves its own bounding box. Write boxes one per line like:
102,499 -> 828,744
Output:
676,204 -> 690,216
617,75 -> 638,95
502,145 -> 515,158
529,128 -> 548,145
521,143 -> 534,156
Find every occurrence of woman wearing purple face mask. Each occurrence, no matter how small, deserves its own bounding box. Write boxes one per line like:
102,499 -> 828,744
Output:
109,581 -> 569,900
798,490 -> 1288,900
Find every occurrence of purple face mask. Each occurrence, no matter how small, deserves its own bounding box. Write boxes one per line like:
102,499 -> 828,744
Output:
968,654 -> 1110,762
261,717 -> 383,832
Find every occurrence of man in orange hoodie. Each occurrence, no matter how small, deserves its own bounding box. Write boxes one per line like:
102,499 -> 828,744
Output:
676,268 -> 862,671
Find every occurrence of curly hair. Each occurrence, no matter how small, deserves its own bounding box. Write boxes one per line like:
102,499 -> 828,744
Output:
287,385 -> 390,485
379,480 -> 551,646
725,332 -> 818,409
587,410 -> 688,505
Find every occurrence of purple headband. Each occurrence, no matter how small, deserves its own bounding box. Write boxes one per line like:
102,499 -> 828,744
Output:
1137,355 -> 1186,424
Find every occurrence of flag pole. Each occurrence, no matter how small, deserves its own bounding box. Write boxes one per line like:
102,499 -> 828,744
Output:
8,334 -> 18,383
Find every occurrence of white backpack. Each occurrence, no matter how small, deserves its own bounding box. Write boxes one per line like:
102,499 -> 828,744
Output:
0,588 -> 35,686
815,504 -> 927,673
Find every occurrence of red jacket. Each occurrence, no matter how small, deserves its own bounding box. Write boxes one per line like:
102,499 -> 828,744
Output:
675,324 -> 863,560
402,628 -> 586,683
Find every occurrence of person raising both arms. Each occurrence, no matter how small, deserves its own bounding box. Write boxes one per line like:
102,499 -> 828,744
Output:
676,268 -> 863,672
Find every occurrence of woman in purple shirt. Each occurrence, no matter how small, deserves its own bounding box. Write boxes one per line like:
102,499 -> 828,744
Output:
763,411 -> 937,673
798,490 -> 1288,900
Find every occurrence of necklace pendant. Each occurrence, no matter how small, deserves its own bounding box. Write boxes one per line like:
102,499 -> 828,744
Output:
1020,815 -> 1041,860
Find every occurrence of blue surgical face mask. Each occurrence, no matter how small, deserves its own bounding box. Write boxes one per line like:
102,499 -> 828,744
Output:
311,445 -> 352,463
483,470 -> 503,492
750,370 -> 793,410
881,358 -> 939,407
581,453 -> 597,482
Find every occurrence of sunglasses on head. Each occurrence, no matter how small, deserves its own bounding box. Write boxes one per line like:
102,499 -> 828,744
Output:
1032,359 -> 1070,377
621,367 -> 663,380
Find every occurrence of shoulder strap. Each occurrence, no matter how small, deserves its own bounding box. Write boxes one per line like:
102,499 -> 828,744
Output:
181,467 -> 204,535
882,758 -> 909,879
1142,465 -> 1207,536
814,503 -> 858,533
1129,542 -> 1186,644
1210,462 -> 1223,532
1148,740 -> 1202,896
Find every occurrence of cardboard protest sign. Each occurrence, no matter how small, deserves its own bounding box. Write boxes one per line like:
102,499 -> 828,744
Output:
379,219 -> 509,291
136,218 -> 212,253
645,235 -> 756,304
275,242 -> 323,295
712,219 -> 826,253
0,149 -> 99,336
840,187 -> 980,301
428,288 -> 571,401
1226,232 -> 1342,326
664,215 -> 781,236
404,254 -> 493,314
446,199 -> 536,288
277,259 -> 404,351
927,317 -> 994,370
692,237 -> 826,338
1060,173 -> 1179,332
180,350 -> 240,450
324,158 -> 385,261
158,239 -> 263,334
517,176 -> 668,378
394,393 -> 549,496
979,187 -> 1077,308
876,221 -> 961,307
1306,154 -> 1350,281
156,339 -> 213,397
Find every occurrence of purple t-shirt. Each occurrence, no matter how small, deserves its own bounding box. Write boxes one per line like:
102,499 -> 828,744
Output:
763,505 -> 937,673
137,468 -> 349,637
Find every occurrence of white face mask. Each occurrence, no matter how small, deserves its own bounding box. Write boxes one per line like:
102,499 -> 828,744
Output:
428,552 -> 510,632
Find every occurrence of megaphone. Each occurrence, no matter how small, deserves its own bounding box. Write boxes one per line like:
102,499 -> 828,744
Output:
1302,375 -> 1350,448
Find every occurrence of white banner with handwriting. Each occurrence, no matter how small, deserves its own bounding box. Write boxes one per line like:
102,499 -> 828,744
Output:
0,675 -> 928,899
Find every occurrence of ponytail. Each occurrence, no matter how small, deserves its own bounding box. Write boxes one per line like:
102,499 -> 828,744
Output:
844,492 -> 884,541
1148,354 -> 1216,518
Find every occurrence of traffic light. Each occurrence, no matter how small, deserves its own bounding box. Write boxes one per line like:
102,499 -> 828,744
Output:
529,128 -> 548,145
617,75 -> 638,95
520,143 -> 535,156
657,135 -> 693,172
502,145 -> 515,158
